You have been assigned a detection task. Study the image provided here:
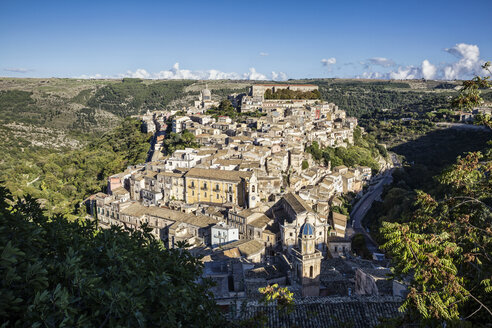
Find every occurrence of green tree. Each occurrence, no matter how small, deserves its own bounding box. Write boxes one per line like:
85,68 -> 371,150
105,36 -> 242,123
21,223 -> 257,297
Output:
381,151 -> 492,324
0,186 -> 226,327
451,61 -> 491,112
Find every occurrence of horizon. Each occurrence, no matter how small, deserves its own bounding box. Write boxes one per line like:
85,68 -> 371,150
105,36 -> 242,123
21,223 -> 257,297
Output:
2,0 -> 492,81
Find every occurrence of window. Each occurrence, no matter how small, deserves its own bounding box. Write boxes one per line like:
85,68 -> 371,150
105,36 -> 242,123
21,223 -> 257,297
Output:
192,191 -> 194,196
290,232 -> 293,237
229,195 -> 232,202
319,231 -> 322,236
252,185 -> 255,193
203,182 -> 207,189
204,192 -> 207,197
216,194 -> 219,199
191,181 -> 194,188
335,246 -> 338,252
309,266 -> 313,278
216,184 -> 219,190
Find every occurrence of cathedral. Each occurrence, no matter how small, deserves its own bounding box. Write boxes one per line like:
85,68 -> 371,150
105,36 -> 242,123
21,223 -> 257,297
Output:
194,84 -> 219,111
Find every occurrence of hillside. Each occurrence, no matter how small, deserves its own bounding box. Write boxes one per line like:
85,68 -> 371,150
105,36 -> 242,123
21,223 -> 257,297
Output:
0,77 -> 485,216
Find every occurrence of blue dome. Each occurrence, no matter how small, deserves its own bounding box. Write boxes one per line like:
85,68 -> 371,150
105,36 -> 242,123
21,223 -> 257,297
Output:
301,223 -> 314,236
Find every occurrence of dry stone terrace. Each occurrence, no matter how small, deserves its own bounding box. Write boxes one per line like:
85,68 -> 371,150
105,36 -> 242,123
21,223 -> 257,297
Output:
86,83 -> 401,325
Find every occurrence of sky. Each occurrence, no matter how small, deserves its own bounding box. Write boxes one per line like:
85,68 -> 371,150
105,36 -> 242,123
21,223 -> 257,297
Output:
1,0 -> 492,81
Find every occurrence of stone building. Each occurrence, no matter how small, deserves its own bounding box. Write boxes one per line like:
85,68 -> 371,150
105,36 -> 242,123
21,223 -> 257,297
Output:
211,222 -> 239,247
184,168 -> 258,208
194,84 -> 219,110
268,193 -> 329,253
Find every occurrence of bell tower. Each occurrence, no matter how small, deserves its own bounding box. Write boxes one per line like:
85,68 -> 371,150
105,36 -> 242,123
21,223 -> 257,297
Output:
293,222 -> 323,297
247,172 -> 258,208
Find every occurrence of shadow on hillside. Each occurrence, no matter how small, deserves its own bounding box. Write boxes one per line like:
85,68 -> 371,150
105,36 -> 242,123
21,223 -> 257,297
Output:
390,126 -> 491,176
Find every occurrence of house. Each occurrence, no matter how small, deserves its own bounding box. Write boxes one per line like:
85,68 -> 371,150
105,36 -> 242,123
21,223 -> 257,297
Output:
215,239 -> 266,263
330,212 -> 348,237
211,222 -> 239,247
327,236 -> 351,258
184,168 -> 258,208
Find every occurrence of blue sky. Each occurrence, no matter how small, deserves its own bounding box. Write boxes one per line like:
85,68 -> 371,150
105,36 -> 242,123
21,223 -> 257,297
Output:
1,0 -> 491,80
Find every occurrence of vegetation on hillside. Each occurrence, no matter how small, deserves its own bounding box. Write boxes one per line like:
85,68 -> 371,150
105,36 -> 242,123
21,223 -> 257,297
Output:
87,79 -> 194,117
305,127 -> 386,171
0,118 -> 151,217
264,88 -> 320,100
0,90 -> 39,124
0,186 -> 225,327
206,99 -> 266,121
163,131 -> 200,155
206,99 -> 238,119
381,149 -> 492,324
365,64 -> 492,325
313,80 -> 456,118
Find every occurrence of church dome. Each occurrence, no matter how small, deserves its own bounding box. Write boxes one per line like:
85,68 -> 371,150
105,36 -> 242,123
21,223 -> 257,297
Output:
301,223 -> 314,236
202,88 -> 211,99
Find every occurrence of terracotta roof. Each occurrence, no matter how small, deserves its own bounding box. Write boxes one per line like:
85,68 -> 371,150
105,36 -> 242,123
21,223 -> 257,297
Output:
186,167 -> 252,182
244,265 -> 285,280
237,296 -> 403,328
332,212 -> 348,226
283,192 -> 313,215
111,187 -> 129,196
119,203 -> 216,228
219,239 -> 265,258
157,171 -> 184,178
248,214 -> 272,229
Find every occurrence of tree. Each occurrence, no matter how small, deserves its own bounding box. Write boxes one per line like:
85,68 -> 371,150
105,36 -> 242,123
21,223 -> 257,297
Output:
301,160 -> 309,170
0,186 -> 226,327
379,63 -> 492,325
451,62 -> 491,111
381,150 -> 492,324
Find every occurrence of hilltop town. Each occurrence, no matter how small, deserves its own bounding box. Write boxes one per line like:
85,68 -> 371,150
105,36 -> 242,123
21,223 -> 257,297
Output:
86,83 -> 403,324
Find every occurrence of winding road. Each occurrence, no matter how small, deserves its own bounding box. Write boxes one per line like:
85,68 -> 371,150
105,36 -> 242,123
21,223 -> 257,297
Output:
346,153 -> 399,254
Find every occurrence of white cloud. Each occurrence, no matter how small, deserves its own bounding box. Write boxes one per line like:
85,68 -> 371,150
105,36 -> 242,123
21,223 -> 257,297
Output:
443,43 -> 482,80
321,58 -> 336,66
79,63 -> 283,81
388,66 -> 421,79
4,67 -> 31,73
259,52 -> 269,57
271,71 -> 288,81
242,67 -> 267,80
130,68 -> 151,79
359,43 -> 490,80
421,60 -> 436,80
359,60 -> 433,80
360,71 -> 384,79
367,57 -> 395,67
78,73 -> 105,79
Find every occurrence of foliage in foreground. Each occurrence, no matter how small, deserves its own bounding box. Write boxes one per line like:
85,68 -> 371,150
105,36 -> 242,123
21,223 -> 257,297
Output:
0,186 -> 225,327
381,151 -> 492,324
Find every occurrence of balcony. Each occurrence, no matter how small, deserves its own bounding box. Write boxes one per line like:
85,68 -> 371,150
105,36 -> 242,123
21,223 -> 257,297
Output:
188,185 -> 195,189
